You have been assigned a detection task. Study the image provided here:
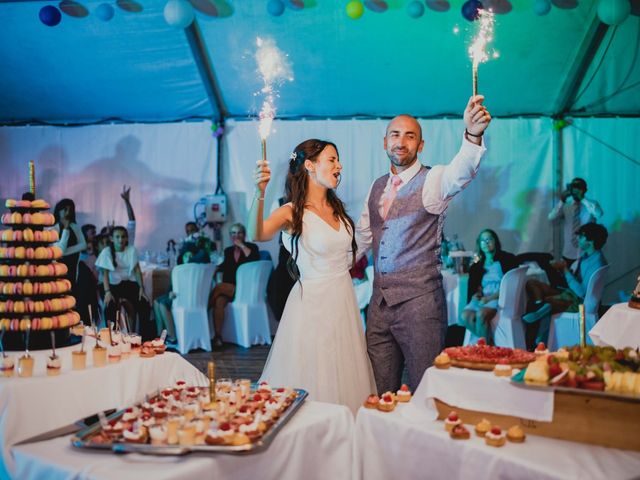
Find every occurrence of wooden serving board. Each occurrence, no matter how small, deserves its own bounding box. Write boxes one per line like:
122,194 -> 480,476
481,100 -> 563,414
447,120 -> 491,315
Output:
435,391 -> 640,451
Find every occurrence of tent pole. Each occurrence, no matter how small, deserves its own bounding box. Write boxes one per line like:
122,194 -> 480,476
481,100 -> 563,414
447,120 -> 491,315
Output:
185,20 -> 228,193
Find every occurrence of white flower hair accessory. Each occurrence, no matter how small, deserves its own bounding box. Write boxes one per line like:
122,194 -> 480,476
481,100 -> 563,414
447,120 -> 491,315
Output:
290,151 -> 297,162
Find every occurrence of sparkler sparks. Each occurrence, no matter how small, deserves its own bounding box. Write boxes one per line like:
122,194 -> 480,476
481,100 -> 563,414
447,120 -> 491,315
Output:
255,37 -> 293,143
468,9 -> 495,97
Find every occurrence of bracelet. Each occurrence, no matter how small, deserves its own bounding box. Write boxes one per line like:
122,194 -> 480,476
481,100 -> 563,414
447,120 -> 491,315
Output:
465,129 -> 484,138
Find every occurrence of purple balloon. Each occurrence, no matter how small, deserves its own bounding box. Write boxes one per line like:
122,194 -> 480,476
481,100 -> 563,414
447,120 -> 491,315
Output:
461,0 -> 482,21
39,5 -> 62,26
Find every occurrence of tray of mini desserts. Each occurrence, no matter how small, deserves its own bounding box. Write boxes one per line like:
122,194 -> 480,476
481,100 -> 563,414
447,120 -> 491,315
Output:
70,380 -> 308,455
441,409 -> 527,447
510,344 -> 640,402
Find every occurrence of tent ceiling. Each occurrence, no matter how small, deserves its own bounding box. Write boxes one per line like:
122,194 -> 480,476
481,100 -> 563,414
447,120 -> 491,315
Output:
0,0 -> 639,125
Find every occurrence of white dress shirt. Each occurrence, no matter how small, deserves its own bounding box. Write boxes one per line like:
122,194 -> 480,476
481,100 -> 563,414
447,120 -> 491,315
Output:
548,196 -> 603,259
356,134 -> 486,258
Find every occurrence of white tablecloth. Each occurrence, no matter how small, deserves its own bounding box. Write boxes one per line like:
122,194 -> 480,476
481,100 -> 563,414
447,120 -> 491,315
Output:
412,367 -> 555,422
139,262 -> 172,303
354,404 -> 640,480
0,347 -> 206,477
12,401 -> 353,480
590,302 -> 640,349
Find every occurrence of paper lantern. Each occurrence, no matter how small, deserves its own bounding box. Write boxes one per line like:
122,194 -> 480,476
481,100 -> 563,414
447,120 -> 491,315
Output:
597,0 -> 631,25
267,0 -> 285,16
39,5 -> 62,26
461,0 -> 482,21
164,0 -> 194,28
95,3 -> 115,21
534,0 -> 552,15
346,1 -> 364,19
407,1 -> 425,18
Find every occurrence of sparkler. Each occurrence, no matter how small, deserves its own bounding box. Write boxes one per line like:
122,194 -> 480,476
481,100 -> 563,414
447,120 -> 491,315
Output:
468,9 -> 495,97
255,37 -> 293,162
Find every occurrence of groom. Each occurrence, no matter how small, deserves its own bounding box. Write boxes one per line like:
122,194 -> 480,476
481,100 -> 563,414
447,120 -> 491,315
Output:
356,95 -> 492,393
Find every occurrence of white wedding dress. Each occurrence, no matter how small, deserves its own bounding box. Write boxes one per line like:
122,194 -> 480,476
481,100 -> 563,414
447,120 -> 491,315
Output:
260,210 -> 376,414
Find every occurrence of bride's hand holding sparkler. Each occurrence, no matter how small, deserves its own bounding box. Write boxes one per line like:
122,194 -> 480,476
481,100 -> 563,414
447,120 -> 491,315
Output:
254,160 -> 271,198
463,95 -> 491,143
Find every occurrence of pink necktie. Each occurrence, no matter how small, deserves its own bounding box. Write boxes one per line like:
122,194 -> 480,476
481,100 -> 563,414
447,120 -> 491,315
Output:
381,175 -> 403,219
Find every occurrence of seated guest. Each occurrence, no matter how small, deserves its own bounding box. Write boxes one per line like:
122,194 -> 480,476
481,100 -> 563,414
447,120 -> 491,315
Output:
208,223 -> 260,347
523,223 -> 609,344
96,226 -> 154,340
458,229 -> 517,344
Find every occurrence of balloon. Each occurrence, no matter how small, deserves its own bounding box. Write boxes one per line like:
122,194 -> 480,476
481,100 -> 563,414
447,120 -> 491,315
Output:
461,0 -> 482,21
597,0 -> 631,25
407,0 -> 425,18
267,0 -> 285,16
164,0 -> 194,28
39,5 -> 62,26
95,3 -> 115,21
346,1 -> 364,19
534,0 -> 552,15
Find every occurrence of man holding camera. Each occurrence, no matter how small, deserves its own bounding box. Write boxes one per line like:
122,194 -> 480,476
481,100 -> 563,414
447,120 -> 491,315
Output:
548,177 -> 603,265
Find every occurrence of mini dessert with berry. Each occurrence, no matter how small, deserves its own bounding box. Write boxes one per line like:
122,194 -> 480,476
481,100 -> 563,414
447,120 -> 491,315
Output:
434,352 -> 451,369
396,384 -> 412,402
376,392 -> 396,412
493,358 -> 512,377
444,411 -> 462,432
450,424 -> 470,440
485,426 -> 506,447
534,342 -> 549,357
363,394 -> 380,409
46,354 -> 61,376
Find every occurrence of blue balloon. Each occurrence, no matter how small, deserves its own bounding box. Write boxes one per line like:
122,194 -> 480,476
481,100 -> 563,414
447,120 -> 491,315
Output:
95,3 -> 115,21
534,0 -> 551,15
407,0 -> 425,18
461,0 -> 482,21
267,0 -> 285,16
597,0 -> 631,26
39,5 -> 62,27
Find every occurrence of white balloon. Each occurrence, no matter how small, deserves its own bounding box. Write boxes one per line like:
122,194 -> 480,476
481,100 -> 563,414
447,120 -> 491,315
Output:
164,0 -> 194,29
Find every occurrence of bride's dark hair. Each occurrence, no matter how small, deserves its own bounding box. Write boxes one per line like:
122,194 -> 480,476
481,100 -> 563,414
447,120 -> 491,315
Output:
285,139 -> 357,282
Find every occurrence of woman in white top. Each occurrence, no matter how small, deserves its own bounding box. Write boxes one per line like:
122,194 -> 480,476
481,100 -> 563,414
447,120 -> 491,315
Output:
95,226 -> 153,340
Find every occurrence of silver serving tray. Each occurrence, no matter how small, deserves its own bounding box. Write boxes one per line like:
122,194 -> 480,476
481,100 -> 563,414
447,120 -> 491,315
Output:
71,389 -> 308,455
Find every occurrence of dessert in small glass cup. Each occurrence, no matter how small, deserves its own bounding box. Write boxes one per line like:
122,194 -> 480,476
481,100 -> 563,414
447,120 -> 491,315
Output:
128,334 -> 142,355
18,354 -> 34,377
92,344 -> 107,367
46,354 -> 62,376
107,342 -> 122,364
1,354 -> 15,377
72,349 -> 87,370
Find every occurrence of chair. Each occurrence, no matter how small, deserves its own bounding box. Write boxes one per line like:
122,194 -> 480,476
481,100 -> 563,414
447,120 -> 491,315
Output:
464,266 -> 529,349
547,265 -> 609,350
171,263 -> 216,354
221,260 -> 273,348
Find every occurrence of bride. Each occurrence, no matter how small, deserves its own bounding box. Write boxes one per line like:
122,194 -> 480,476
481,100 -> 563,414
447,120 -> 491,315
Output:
248,139 -> 376,414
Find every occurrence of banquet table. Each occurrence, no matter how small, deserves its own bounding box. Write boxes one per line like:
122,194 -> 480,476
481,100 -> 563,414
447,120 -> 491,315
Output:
354,403 -> 640,480
139,262 -> 172,303
590,302 -> 640,349
11,401 -> 354,480
0,347 -> 206,478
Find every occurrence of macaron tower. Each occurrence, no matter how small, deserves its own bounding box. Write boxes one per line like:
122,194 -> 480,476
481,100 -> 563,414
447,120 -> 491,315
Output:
0,197 -> 81,339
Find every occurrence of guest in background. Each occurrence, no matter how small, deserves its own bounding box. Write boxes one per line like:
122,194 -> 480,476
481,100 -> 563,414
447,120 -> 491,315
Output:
458,229 -> 517,344
53,198 -> 88,287
548,177 -> 602,265
266,197 -> 296,322
80,224 -> 98,277
523,223 -> 609,345
208,223 -> 259,347
96,226 -> 154,340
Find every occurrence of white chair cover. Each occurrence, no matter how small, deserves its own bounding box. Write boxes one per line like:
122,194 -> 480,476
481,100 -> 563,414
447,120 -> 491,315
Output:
171,263 -> 216,354
548,265 -> 609,350
221,260 -> 273,348
464,266 -> 529,349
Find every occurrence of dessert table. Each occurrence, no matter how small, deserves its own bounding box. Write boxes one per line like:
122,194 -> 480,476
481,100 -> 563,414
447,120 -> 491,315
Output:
12,401 -> 354,480
354,403 -> 640,480
0,347 -> 206,478
590,302 -> 640,349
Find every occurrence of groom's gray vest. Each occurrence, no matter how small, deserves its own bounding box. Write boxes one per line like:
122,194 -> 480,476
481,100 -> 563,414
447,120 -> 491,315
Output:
368,166 -> 443,307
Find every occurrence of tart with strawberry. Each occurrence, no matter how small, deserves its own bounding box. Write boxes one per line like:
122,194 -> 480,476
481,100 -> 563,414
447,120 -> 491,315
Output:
534,342 -> 549,357
396,384 -> 412,402
485,426 -> 506,447
363,394 -> 380,409
376,392 -> 396,412
444,411 -> 462,432
450,424 -> 470,440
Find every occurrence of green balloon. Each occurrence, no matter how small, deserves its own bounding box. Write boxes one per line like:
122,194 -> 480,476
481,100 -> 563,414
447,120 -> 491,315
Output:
346,0 -> 364,19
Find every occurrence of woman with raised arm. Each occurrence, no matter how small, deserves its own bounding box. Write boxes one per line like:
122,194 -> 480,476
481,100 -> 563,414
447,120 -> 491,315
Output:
248,139 -> 376,415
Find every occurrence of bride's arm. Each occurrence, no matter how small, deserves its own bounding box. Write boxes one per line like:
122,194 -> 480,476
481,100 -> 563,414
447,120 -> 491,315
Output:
247,160 -> 292,241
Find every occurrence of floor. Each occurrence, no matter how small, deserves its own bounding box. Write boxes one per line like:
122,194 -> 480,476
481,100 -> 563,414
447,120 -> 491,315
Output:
182,343 -> 270,381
